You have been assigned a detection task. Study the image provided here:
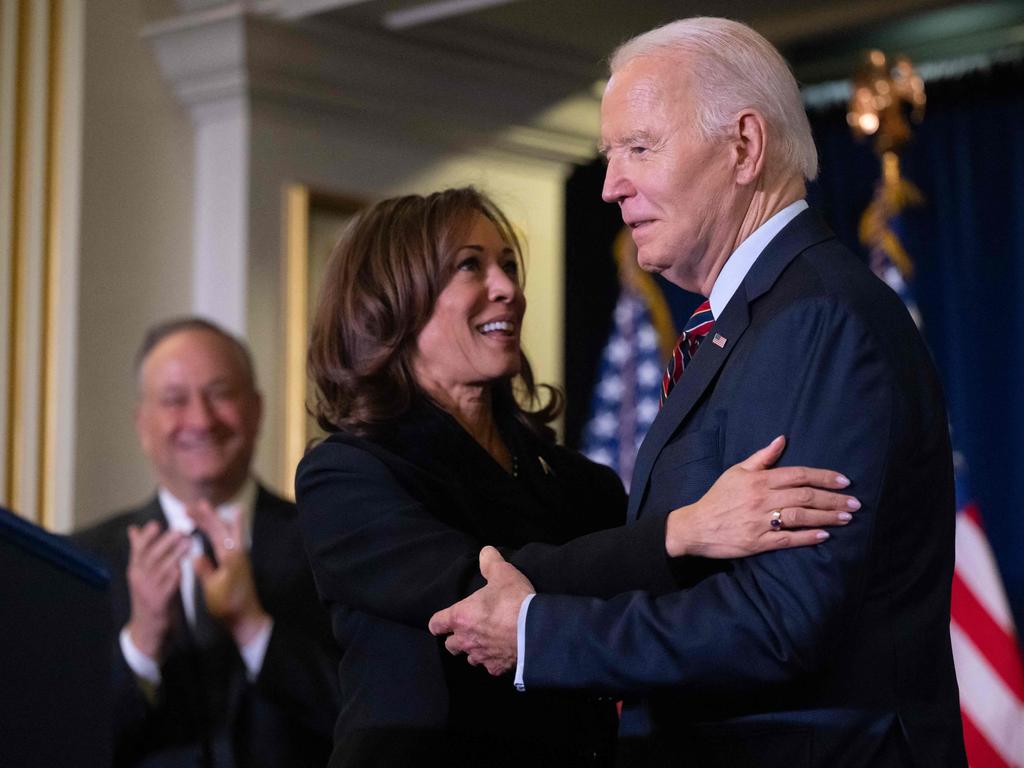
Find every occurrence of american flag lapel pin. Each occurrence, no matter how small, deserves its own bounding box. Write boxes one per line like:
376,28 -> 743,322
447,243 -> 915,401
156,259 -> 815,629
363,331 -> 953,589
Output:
712,333 -> 727,348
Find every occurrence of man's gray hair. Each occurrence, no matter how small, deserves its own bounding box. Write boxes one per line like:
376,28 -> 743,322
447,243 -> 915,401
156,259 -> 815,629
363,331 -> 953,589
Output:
134,316 -> 256,392
610,17 -> 818,181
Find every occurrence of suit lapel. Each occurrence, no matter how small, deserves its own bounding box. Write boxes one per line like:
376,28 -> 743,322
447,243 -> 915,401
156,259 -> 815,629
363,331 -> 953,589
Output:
627,298 -> 750,520
135,496 -> 167,531
248,485 -> 296,601
248,486 -> 277,583
626,209 -> 836,521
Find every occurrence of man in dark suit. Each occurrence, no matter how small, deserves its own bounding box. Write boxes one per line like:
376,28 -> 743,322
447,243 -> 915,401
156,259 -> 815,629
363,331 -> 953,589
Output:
430,17 -> 965,767
74,317 -> 339,768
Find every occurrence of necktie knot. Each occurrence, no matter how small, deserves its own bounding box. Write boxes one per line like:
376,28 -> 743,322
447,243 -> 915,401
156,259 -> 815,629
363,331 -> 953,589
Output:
660,300 -> 715,407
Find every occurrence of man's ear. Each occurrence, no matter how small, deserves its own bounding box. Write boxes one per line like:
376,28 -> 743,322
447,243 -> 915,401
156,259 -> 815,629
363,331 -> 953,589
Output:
133,402 -> 145,445
252,389 -> 264,433
133,400 -> 156,464
732,109 -> 767,186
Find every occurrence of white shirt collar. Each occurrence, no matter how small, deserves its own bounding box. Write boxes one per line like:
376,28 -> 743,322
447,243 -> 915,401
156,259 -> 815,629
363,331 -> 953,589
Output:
708,199 -> 808,318
157,477 -> 258,548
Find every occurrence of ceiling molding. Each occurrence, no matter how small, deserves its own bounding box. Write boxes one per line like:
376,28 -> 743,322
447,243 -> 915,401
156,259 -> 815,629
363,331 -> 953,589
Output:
382,0 -> 521,30
143,3 -> 600,162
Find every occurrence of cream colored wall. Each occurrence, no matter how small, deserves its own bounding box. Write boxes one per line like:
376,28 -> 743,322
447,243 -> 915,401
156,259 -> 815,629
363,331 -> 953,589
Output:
71,6 -> 576,522
74,0 -> 194,529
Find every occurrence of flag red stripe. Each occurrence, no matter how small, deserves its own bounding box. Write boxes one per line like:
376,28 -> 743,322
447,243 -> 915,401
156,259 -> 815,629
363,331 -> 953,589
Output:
952,571 -> 1024,700
960,707 -> 1011,768
962,500 -> 983,528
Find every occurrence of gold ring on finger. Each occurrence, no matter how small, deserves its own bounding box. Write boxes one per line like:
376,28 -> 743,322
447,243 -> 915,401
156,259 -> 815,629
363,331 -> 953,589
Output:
769,509 -> 784,531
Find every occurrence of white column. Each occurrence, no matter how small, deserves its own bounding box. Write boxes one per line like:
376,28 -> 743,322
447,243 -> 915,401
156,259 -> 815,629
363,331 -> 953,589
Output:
192,98 -> 250,334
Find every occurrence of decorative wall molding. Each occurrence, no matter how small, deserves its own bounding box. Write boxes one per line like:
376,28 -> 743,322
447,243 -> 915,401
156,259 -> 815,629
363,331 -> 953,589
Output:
143,3 -> 600,163
0,0 -> 83,529
142,1 -> 583,495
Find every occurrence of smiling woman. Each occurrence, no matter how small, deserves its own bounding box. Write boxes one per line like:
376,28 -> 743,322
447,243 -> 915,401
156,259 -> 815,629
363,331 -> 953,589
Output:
299,188 -> 619,767
411,214 -> 527,428
296,186 -> 857,768
307,187 -> 559,443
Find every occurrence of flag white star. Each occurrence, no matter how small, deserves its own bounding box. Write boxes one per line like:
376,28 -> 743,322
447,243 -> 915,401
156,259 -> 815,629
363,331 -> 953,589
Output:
598,375 -> 624,400
638,325 -> 658,350
607,338 -> 630,365
614,301 -> 634,325
638,361 -> 661,386
637,397 -> 659,425
591,411 -> 618,438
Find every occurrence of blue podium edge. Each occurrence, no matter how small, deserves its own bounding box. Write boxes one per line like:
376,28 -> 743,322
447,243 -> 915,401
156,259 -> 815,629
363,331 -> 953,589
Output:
0,506 -> 110,589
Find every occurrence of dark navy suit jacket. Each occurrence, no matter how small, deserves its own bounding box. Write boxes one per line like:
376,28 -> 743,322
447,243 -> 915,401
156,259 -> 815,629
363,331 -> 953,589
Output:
522,210 -> 967,768
74,486 -> 340,768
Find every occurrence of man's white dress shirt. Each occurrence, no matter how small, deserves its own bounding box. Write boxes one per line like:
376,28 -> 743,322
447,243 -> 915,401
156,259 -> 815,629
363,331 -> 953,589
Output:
119,478 -> 273,686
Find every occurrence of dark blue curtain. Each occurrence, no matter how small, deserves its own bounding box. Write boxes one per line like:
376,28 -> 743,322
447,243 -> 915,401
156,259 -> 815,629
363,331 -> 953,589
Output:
806,58 -> 1024,634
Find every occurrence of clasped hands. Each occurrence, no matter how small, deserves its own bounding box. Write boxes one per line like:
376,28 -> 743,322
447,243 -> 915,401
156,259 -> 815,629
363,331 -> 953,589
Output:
126,500 -> 270,659
428,436 -> 858,678
428,546 -> 531,677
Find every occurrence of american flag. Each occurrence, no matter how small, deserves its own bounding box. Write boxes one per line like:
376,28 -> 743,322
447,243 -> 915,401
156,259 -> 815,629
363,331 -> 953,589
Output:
581,231 -> 674,491
863,169 -> 1024,767
951,466 -> 1024,766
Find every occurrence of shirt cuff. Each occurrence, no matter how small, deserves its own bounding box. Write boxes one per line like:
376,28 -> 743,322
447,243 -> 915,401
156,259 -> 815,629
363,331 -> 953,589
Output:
513,593 -> 536,692
119,626 -> 161,688
239,618 -> 274,681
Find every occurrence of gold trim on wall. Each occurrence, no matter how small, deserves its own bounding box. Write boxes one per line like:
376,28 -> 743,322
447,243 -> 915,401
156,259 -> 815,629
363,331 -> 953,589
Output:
0,1 -> 7,502
1,0 -> 64,525
40,0 -> 61,529
283,183 -> 309,497
281,184 -> 364,496
6,0 -> 29,511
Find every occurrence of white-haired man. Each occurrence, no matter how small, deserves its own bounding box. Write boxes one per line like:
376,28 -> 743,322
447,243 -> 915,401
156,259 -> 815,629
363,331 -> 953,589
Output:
431,17 -> 965,767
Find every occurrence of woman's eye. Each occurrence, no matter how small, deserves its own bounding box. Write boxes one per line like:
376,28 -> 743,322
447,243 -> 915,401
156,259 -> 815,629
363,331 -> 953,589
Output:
502,260 -> 519,277
457,257 -> 479,272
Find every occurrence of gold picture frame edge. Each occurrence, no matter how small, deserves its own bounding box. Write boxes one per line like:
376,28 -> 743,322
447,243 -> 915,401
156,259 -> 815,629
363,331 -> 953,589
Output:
281,182 -> 364,497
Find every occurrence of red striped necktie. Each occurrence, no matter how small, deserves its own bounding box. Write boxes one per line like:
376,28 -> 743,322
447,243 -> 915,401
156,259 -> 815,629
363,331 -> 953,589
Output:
660,299 -> 715,407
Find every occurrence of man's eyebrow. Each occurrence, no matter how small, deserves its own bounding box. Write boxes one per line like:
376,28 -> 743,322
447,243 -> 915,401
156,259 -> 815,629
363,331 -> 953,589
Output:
623,130 -> 656,145
598,131 -> 656,156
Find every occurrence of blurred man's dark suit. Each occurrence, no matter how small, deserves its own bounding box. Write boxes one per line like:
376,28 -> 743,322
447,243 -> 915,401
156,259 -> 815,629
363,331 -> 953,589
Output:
75,485 -> 339,768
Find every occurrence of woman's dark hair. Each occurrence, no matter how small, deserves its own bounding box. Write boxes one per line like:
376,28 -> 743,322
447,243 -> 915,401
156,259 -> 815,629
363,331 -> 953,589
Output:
308,186 -> 562,438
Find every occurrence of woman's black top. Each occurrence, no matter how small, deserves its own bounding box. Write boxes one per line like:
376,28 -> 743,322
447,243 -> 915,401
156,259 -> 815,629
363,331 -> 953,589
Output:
297,398 -> 633,767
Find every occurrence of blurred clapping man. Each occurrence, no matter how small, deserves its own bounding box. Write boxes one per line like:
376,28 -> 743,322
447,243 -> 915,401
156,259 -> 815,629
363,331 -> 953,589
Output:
75,318 -> 339,768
